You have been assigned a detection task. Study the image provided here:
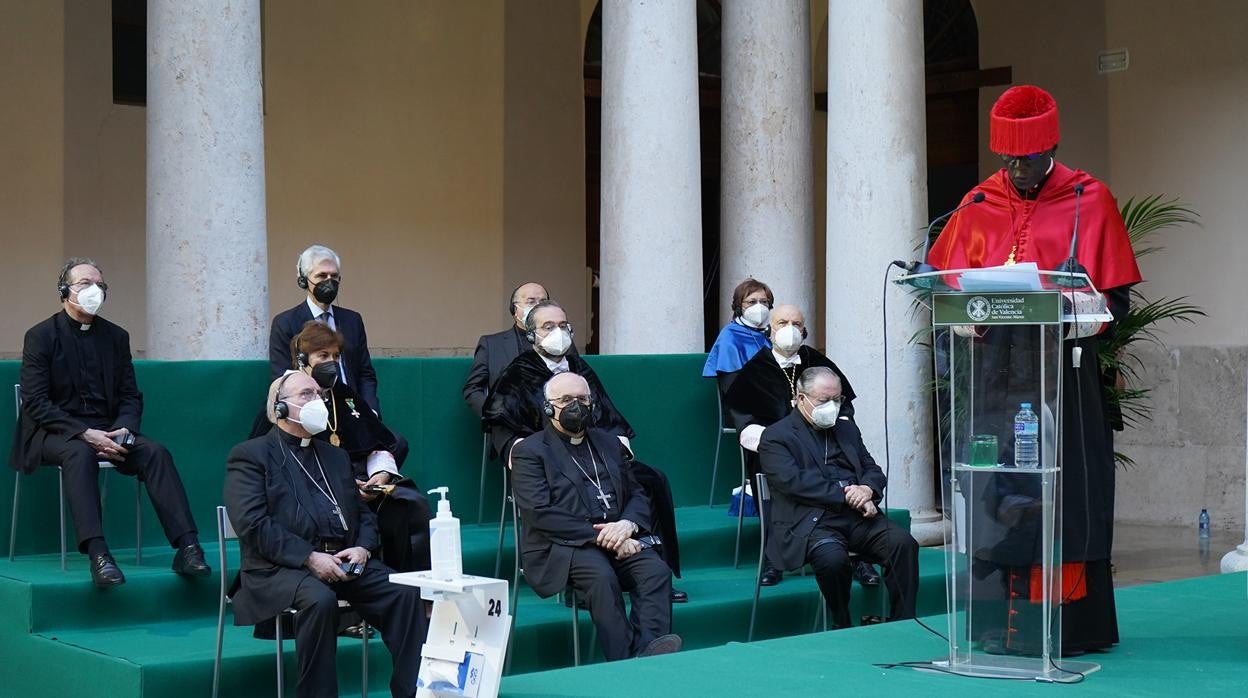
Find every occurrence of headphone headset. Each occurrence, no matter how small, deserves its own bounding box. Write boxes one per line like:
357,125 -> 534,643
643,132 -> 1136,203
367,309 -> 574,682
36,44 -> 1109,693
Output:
294,337 -> 309,369
272,372 -> 295,421
799,325 -> 808,340
297,273 -> 309,290
542,400 -> 555,417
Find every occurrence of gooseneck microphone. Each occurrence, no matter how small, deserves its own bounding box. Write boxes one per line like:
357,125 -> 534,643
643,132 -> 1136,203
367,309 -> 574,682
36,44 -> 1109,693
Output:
1054,183 -> 1088,288
895,191 -> 987,275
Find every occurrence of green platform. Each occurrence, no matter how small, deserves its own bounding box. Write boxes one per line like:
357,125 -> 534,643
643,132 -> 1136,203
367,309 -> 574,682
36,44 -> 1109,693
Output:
0,354 -> 935,697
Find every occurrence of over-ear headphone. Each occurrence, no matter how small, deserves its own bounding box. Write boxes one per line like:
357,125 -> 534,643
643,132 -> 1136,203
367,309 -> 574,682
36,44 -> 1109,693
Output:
272,372 -> 294,421
800,325 -> 808,340
57,260 -> 74,300
542,400 -> 555,417
508,282 -> 524,316
297,274 -> 309,290
294,337 -> 309,369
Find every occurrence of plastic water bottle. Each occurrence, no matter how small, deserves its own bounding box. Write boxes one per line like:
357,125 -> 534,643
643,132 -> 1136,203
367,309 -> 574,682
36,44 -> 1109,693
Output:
1198,508 -> 1211,540
1013,403 -> 1039,469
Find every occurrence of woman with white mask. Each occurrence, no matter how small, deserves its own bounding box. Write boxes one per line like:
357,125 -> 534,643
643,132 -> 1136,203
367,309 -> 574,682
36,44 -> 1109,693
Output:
703,278 -> 775,397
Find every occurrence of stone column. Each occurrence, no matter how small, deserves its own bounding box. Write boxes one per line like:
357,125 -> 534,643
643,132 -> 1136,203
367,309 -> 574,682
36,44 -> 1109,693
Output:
599,0 -> 703,353
719,0 -> 815,330
825,0 -> 941,544
146,0 -> 269,359
1221,372 -> 1248,573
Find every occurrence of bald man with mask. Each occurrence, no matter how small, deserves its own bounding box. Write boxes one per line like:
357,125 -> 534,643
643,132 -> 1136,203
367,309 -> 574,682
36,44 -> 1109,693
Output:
462,282 -> 551,419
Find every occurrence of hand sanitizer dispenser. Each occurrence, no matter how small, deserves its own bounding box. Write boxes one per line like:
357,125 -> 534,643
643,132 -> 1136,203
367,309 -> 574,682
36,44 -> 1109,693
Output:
428,487 -> 463,581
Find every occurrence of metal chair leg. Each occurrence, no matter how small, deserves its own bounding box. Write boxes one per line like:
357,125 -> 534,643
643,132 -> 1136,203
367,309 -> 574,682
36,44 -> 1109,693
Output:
494,467 -> 509,579
709,424 -> 723,507
477,435 -> 489,524
135,481 -> 143,565
361,620 -> 369,698
733,448 -> 747,568
58,468 -> 67,572
275,614 -> 285,698
571,597 -> 581,667
9,472 -> 20,561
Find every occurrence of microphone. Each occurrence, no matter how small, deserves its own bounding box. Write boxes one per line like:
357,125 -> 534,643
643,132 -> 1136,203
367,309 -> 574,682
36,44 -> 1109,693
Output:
1054,183 -> 1088,288
905,191 -> 986,275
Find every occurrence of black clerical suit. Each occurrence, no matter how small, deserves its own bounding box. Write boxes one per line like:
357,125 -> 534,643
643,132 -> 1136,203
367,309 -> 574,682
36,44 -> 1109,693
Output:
758,409 -> 918,628
483,350 -> 682,577
10,311 -> 198,554
511,423 -> 673,661
225,427 -> 426,698
462,325 -> 531,419
269,302 -> 380,416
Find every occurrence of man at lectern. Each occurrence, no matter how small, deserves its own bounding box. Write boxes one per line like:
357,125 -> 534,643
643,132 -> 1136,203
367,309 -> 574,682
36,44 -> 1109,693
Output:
927,85 -> 1142,653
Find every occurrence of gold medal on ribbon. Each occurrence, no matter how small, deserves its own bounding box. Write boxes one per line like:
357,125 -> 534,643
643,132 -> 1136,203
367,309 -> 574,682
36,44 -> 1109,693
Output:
330,433 -> 341,447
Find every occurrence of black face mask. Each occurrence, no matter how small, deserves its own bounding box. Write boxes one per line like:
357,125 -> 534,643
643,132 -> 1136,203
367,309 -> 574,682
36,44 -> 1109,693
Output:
557,401 -> 591,434
311,361 -> 340,389
312,278 -> 340,305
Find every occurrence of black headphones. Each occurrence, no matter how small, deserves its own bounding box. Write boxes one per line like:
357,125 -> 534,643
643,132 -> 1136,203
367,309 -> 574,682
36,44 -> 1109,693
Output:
296,273 -> 309,290
508,282 -> 525,316
542,400 -> 555,417
294,336 -> 309,369
272,372 -> 294,421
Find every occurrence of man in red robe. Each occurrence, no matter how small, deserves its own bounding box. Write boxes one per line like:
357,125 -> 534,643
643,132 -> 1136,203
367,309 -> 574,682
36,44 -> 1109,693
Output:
928,85 -> 1142,655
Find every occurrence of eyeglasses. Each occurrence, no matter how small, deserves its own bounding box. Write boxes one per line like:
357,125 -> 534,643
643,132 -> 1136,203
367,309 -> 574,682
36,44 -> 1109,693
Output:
999,152 -> 1048,166
537,321 -> 573,333
70,281 -> 109,293
548,395 -> 592,409
278,388 -> 323,405
803,394 -> 844,407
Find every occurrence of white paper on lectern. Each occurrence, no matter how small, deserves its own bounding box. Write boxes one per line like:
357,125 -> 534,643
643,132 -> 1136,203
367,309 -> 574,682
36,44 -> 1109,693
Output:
958,262 -> 1043,292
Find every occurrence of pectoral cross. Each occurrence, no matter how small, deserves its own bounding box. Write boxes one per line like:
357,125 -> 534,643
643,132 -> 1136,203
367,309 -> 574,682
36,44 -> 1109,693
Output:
332,505 -> 349,532
595,490 -> 614,513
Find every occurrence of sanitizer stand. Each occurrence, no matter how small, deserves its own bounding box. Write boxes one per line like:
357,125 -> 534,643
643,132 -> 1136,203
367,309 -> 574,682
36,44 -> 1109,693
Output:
390,570 -> 511,698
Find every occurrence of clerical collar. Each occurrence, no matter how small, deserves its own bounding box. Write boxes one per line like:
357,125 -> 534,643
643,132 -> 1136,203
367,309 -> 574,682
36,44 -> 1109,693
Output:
541,354 -> 570,373
278,428 -> 313,449
772,349 -> 802,368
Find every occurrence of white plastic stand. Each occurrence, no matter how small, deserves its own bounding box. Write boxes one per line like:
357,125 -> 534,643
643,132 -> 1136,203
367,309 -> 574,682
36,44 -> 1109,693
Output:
390,571 -> 511,698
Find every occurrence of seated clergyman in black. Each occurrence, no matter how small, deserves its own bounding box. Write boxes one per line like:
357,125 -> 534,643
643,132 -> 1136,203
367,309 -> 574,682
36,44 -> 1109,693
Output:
511,372 -> 681,661
10,257 -> 208,587
724,303 -> 879,589
226,371 -> 426,698
483,300 -> 686,602
461,281 -> 550,420
759,367 -> 919,630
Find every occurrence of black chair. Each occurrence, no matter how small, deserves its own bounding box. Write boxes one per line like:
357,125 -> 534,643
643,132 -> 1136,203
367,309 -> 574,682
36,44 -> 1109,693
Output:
8,384 -> 144,571
212,505 -> 369,698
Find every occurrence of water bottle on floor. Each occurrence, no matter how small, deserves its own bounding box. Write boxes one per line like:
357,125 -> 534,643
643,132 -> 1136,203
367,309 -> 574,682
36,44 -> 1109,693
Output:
1013,403 -> 1039,469
1198,508 -> 1211,540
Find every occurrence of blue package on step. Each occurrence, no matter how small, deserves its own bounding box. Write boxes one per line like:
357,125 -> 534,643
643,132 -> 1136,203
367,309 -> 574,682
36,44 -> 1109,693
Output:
727,483 -> 758,517
417,651 -> 484,697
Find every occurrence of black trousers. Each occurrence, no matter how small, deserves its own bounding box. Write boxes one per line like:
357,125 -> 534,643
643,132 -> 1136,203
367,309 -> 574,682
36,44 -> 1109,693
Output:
40,434 -> 197,553
291,561 -> 426,698
806,513 -> 919,628
629,460 -> 682,577
370,490 -> 431,573
567,546 -> 672,661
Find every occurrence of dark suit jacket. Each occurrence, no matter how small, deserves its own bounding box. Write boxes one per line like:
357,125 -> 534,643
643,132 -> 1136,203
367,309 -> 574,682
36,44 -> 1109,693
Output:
269,301 -> 380,416
757,409 -> 887,571
9,312 -> 143,474
510,423 -> 651,598
224,427 -> 379,625
462,325 -> 531,418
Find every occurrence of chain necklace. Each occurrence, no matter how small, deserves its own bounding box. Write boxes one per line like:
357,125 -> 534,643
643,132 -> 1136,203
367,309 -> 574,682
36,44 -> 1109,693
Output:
567,441 -> 613,517
288,447 -> 348,531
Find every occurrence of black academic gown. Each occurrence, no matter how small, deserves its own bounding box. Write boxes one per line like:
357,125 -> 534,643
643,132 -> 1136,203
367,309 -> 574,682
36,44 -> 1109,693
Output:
483,350 -> 681,576
724,344 -> 857,480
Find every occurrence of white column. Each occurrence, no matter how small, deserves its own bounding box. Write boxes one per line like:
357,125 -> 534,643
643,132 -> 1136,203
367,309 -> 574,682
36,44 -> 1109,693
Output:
599,0 -> 703,353
719,0 -> 815,329
825,0 -> 941,544
146,0 -> 269,359
1221,370 -> 1248,573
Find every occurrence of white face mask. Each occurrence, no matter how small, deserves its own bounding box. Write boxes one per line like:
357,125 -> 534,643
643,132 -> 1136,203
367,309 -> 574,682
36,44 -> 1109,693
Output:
774,325 -> 803,353
806,397 -> 841,429
538,327 -> 573,357
73,284 -> 106,316
740,303 -> 770,329
291,396 -> 329,435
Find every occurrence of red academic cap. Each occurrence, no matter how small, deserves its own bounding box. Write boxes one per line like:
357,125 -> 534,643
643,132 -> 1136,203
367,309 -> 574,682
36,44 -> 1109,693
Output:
990,85 -> 1060,156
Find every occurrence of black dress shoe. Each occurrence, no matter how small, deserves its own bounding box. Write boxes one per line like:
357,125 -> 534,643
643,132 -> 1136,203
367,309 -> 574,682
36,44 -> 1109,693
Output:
638,633 -> 683,657
852,560 -> 881,586
172,544 -> 211,577
670,588 -> 689,603
90,553 -> 126,587
759,567 -> 783,586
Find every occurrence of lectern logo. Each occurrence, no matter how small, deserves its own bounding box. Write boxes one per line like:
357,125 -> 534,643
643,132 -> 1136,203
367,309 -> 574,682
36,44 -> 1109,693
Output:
966,296 -> 991,322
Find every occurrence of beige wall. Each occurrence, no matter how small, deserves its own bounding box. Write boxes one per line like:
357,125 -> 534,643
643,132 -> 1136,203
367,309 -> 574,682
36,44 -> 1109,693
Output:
1,1 -> 65,356
502,0 -> 588,340
263,0 -> 506,356
1105,0 -> 1247,348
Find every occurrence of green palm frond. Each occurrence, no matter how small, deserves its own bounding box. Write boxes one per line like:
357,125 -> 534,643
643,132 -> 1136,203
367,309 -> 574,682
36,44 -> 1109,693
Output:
1118,195 -> 1200,258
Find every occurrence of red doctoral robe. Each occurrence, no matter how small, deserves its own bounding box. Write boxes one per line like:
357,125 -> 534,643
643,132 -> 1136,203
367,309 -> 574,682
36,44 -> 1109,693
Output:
928,162 -> 1142,291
